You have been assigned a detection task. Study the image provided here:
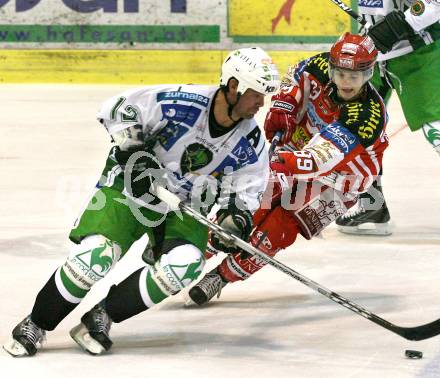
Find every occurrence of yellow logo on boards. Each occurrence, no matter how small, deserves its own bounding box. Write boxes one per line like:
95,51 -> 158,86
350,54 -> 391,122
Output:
228,0 -> 350,39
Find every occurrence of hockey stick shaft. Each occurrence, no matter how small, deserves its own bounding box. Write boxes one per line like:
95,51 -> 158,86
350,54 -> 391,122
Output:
329,0 -> 369,27
153,185 -> 440,341
268,131 -> 283,159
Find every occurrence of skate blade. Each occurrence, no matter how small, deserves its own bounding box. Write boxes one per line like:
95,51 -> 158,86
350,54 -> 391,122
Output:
337,223 -> 392,236
69,323 -> 106,355
3,338 -> 29,357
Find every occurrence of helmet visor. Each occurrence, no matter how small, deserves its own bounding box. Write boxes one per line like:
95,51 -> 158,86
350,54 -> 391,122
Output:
329,65 -> 373,86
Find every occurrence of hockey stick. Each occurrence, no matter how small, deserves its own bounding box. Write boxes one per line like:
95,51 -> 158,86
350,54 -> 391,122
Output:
268,131 -> 283,159
329,0 -> 370,27
329,0 -> 414,59
152,184 -> 440,341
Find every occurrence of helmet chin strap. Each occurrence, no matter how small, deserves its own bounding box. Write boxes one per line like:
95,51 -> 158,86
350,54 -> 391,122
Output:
222,87 -> 241,122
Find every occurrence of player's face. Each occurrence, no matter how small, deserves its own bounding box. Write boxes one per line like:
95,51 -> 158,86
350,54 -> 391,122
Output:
332,68 -> 366,101
234,88 -> 265,119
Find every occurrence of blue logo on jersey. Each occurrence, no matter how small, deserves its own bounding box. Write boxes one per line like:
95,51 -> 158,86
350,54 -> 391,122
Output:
306,102 -> 327,130
157,91 -> 210,107
293,60 -> 308,82
359,0 -> 383,8
157,121 -> 189,151
211,137 -> 258,175
321,123 -> 359,154
170,171 -> 193,192
161,104 -> 201,127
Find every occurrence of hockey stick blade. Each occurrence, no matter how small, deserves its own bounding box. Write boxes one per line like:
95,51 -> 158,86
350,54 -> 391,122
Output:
327,291 -> 440,341
152,185 -> 440,341
389,318 -> 440,341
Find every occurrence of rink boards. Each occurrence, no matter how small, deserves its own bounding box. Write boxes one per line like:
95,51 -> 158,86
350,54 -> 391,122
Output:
0,49 -> 320,84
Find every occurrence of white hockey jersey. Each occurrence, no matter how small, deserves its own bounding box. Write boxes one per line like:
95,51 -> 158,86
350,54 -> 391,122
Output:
358,0 -> 440,59
97,84 -> 269,212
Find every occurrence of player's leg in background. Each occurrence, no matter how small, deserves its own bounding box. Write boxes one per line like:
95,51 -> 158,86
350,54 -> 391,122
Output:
422,121 -> 440,157
389,42 -> 440,155
396,40 -> 440,160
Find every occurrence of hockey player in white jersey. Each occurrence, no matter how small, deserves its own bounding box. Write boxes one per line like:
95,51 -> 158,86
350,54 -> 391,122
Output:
3,47 -> 280,356
336,0 -> 440,235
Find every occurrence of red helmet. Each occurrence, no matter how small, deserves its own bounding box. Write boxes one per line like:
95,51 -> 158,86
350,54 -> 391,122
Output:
329,32 -> 378,72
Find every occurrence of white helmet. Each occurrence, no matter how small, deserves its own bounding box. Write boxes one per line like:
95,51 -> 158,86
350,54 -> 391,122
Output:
220,47 -> 280,96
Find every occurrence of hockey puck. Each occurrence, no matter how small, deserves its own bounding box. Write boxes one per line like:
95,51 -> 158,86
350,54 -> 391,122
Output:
405,350 -> 423,359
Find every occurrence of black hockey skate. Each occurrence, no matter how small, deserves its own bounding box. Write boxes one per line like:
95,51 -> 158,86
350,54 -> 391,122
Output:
188,269 -> 228,306
70,303 -> 113,355
3,315 -> 46,357
336,202 -> 391,235
336,177 -> 392,236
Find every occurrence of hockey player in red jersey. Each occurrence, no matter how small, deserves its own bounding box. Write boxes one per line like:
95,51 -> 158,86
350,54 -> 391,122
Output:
189,33 -> 389,305
336,0 -> 440,235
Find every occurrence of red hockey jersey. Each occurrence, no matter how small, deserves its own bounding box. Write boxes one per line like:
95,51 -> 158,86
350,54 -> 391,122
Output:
269,52 -> 389,196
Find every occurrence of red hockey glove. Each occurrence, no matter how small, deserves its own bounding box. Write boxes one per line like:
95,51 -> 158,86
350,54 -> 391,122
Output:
269,150 -> 292,176
264,91 -> 300,145
264,112 -> 296,146
270,149 -> 315,176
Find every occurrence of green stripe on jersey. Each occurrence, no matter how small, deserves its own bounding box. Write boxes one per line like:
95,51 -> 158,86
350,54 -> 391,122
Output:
60,266 -> 89,299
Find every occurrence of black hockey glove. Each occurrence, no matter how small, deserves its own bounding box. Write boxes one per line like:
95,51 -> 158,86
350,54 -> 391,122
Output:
211,206 -> 253,254
191,179 -> 220,217
367,10 -> 415,54
114,144 -> 164,199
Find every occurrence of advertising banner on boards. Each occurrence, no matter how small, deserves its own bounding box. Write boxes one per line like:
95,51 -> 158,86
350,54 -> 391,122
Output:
0,0 -> 354,47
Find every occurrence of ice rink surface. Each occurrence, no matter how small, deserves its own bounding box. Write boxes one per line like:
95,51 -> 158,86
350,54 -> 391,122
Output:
0,85 -> 439,378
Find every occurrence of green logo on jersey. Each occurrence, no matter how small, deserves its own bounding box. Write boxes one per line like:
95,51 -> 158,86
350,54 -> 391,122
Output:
180,143 -> 213,175
410,1 -> 425,16
76,241 -> 115,277
90,242 -> 114,274
171,259 -> 203,283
